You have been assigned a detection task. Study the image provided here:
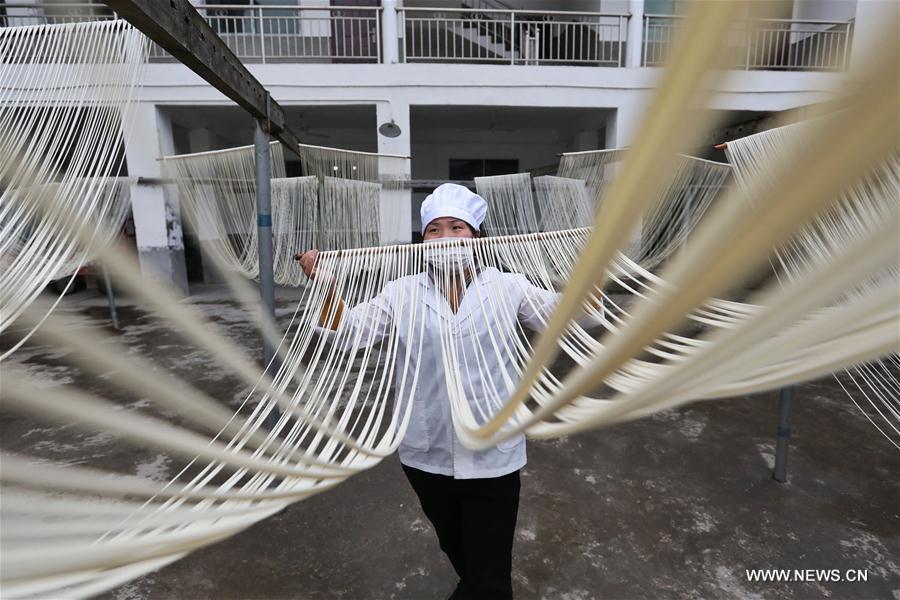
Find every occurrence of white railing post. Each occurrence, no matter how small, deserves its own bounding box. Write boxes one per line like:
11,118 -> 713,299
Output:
841,21 -> 853,70
381,0 -> 398,64
510,12 -> 516,65
399,9 -> 407,62
375,7 -> 382,62
616,15 -> 623,66
744,20 -> 752,70
258,6 -> 266,63
626,0 -> 643,67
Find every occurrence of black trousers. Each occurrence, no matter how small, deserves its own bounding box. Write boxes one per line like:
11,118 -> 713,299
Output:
402,465 -> 520,600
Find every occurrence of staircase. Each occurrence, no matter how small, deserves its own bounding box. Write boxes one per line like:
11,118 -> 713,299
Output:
459,0 -> 520,60
447,21 -> 514,60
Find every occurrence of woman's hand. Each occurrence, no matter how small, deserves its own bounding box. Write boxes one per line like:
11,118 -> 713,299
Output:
295,249 -> 342,329
294,250 -> 321,280
295,249 -> 337,299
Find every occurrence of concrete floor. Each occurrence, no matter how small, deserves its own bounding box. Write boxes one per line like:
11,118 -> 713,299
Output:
2,285 -> 898,600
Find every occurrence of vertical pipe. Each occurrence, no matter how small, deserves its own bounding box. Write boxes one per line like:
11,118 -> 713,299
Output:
772,386 -> 795,483
254,114 -> 280,430
101,264 -> 119,330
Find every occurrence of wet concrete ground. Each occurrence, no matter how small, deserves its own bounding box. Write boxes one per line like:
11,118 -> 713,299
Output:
2,285 -> 898,600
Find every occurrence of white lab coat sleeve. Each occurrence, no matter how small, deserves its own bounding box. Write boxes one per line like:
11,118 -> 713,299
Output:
515,275 -> 605,332
314,283 -> 396,350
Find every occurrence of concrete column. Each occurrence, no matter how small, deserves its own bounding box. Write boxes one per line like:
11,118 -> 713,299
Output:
125,104 -> 189,294
625,0 -> 645,68
376,101 -> 412,244
605,101 -> 643,148
849,0 -> 898,72
382,0 -> 400,64
605,101 -> 645,245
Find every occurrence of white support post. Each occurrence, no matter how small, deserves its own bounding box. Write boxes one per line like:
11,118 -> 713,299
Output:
376,101 -> 412,244
626,0 -> 645,68
125,104 -> 189,294
606,102 -> 643,149
382,0 -> 400,64
606,102 -> 644,245
849,0 -> 898,73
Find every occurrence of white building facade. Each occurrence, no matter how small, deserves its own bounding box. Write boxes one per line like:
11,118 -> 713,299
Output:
3,0 -> 893,289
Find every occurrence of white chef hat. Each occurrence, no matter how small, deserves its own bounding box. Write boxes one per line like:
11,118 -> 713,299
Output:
420,183 -> 487,233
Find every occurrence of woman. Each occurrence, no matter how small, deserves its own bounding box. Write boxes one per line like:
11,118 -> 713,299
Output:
295,183 -> 602,600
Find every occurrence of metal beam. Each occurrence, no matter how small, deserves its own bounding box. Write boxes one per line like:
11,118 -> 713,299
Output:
104,0 -> 302,157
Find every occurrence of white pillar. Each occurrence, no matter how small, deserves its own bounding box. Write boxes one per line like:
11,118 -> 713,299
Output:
849,0 -> 898,72
625,0 -> 645,68
377,101 -> 412,244
125,104 -> 189,294
605,101 -> 643,148
606,100 -> 648,246
382,0 -> 400,64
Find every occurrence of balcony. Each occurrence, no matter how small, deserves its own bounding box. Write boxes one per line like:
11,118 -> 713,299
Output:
643,14 -> 854,71
398,7 -> 628,67
1,2 -> 854,71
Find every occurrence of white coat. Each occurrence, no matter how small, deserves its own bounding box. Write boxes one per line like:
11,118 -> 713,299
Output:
319,266 -> 603,479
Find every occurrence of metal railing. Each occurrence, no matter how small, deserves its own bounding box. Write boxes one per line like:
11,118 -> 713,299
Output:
1,2 -> 381,64
643,15 -> 854,71
184,4 -> 381,64
1,3 -> 855,71
1,2 -> 116,26
399,7 -> 629,67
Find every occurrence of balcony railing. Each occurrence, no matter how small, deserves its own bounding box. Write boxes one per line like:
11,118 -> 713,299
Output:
1,2 -> 116,26
1,2 -> 381,64
1,3 -> 855,71
399,7 -> 629,67
643,15 -> 854,71
181,4 -> 381,63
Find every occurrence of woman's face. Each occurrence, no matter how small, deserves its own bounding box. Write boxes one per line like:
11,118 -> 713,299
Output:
423,217 -> 477,241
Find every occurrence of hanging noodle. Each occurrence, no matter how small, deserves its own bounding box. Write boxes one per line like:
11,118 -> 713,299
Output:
162,142 -> 287,281
556,150 -> 733,268
476,172 -> 539,235
1,4 -> 898,597
725,122 -> 900,449
475,151 -> 731,270
272,175 -> 319,286
0,21 -> 148,358
166,142 -> 408,272
533,175 -> 593,232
